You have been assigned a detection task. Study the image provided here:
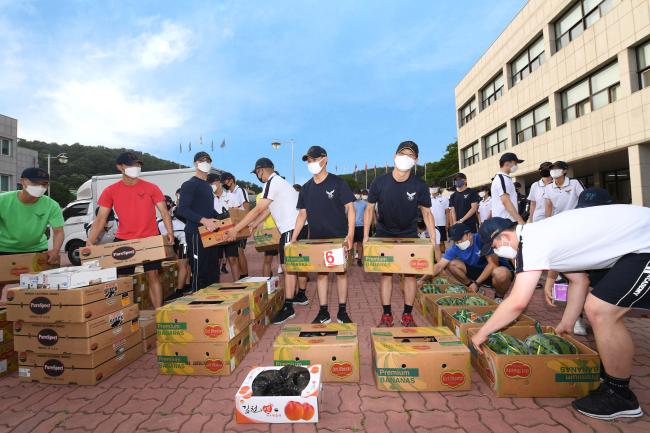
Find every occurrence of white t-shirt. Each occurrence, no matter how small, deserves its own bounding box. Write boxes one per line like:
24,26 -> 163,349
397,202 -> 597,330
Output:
214,191 -> 230,214
430,195 -> 449,227
527,179 -> 549,222
418,227 -> 441,245
227,185 -> 249,210
517,205 -> 650,273
478,197 -> 492,223
262,173 -> 299,234
490,172 -> 518,221
158,218 -> 186,245
543,177 -> 584,215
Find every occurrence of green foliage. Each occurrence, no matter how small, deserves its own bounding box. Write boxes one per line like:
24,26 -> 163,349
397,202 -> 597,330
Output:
49,181 -> 75,207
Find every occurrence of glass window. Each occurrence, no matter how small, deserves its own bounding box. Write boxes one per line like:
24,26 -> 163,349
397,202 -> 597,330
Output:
575,174 -> 594,188
0,175 -> 9,192
62,202 -> 90,221
603,168 -> 631,204
483,126 -> 508,158
481,73 -> 504,109
637,40 -> 650,89
515,101 -> 551,144
462,142 -> 480,168
561,62 -> 619,123
459,98 -> 477,127
511,36 -> 545,86
0,138 -> 10,156
555,0 -> 616,51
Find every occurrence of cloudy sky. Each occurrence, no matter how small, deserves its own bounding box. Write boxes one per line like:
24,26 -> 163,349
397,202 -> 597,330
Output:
0,0 -> 526,185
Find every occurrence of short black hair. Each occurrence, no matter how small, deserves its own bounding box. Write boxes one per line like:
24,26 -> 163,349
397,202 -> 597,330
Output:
454,172 -> 467,180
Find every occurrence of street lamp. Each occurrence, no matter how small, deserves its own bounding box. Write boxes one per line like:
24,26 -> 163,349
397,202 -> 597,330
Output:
271,139 -> 295,185
46,153 -> 68,196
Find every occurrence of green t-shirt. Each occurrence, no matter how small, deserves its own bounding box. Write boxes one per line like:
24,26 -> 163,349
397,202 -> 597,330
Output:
0,191 -> 65,252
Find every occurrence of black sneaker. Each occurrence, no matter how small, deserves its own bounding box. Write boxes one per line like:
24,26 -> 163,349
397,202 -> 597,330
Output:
572,383 -> 643,420
312,309 -> 331,324
221,264 -> 228,274
293,290 -> 309,305
356,259 -> 362,267
337,310 -> 353,324
272,305 -> 295,325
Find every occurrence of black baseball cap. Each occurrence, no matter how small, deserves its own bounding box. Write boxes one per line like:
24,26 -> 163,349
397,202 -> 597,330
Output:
396,141 -> 419,158
576,187 -> 613,208
301,146 -> 327,161
206,173 -> 220,184
499,152 -> 524,166
539,161 -> 552,170
550,160 -> 569,170
116,152 -> 142,166
220,172 -> 235,182
251,157 -> 274,173
448,223 -> 471,242
478,217 -> 517,256
21,167 -> 49,182
193,151 -> 212,162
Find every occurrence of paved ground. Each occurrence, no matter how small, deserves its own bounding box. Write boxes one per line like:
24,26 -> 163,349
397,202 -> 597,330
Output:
1,246 -> 649,433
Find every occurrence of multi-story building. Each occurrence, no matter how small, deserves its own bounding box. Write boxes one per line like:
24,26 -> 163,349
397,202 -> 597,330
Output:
0,114 -> 39,191
455,0 -> 650,206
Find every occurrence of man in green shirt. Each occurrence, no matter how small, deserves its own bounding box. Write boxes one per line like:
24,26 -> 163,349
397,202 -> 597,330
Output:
0,168 -> 64,264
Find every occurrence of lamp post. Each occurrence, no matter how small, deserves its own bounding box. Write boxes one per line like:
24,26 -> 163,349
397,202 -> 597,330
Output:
46,153 -> 68,196
271,139 -> 295,185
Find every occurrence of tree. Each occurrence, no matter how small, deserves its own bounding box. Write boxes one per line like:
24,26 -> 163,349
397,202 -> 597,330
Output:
49,181 -> 75,207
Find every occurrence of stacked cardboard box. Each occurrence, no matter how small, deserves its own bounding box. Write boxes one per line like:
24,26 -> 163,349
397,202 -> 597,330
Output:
363,238 -> 435,275
6,277 -> 142,385
132,271 -> 151,311
441,305 -> 536,345
139,310 -> 156,352
252,227 -> 281,252
284,239 -> 348,273
0,252 -> 55,284
79,235 -> 174,269
160,261 -> 178,300
0,307 -> 17,377
421,293 -> 497,326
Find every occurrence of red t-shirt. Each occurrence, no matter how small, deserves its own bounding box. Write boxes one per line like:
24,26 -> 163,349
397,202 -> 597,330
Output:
97,179 -> 165,240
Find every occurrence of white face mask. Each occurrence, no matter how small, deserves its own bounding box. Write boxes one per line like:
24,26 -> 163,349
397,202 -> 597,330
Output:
509,164 -> 518,174
361,195 -> 368,200
25,184 -> 46,198
457,239 -> 471,251
307,160 -> 323,175
211,184 -> 217,193
478,191 -> 486,198
494,239 -> 517,259
550,169 -> 564,179
394,154 -> 416,171
197,161 -> 211,173
354,194 -> 361,200
124,166 -> 141,179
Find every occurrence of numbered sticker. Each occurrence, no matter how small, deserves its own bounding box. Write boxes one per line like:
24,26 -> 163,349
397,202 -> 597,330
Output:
324,248 -> 346,267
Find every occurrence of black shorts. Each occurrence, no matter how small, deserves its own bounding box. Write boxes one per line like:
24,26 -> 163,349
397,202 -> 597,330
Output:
265,249 -> 278,257
590,253 -> 650,310
279,226 -> 309,265
239,239 -> 248,249
113,237 -> 162,276
374,227 -> 418,239
436,226 -> 448,242
217,242 -> 239,258
353,226 -> 364,243
174,243 -> 188,260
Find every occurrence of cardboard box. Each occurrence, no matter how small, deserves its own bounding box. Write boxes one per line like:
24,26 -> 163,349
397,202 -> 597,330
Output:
239,276 -> 280,295
468,326 -> 600,397
139,310 -> 156,340
441,306 -> 536,345
421,293 -> 496,326
0,351 -> 18,377
18,342 -> 143,385
371,327 -> 471,392
200,282 -> 269,319
143,334 -> 156,352
249,306 -> 270,348
273,323 -> 359,383
13,304 -> 140,354
235,365 -> 322,424
157,329 -> 250,376
198,209 -> 250,247
268,289 -> 285,315
156,292 -> 250,343
0,307 -> 12,345
79,235 -> 174,269
133,272 -> 153,311
22,266 -> 117,289
253,227 -> 281,252
6,277 -> 134,323
0,339 -> 13,357
363,238 -> 434,275
283,239 -> 348,273
0,253 -> 55,284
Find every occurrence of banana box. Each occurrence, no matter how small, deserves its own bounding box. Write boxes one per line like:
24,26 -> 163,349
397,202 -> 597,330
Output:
0,253 -> 54,284
157,329 -> 250,376
422,293 -> 496,326
283,239 -> 348,273
249,306 -> 271,348
253,227 -> 281,252
273,323 -> 359,383
200,282 -> 268,320
371,327 -> 471,392
467,325 -> 600,397
268,289 -> 285,315
363,238 -> 434,275
139,310 -> 157,352
238,276 -> 280,295
441,306 -> 535,345
156,291 -> 250,343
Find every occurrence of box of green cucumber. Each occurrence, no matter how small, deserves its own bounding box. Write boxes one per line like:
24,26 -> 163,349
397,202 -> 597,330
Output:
441,305 -> 535,345
468,323 -> 600,397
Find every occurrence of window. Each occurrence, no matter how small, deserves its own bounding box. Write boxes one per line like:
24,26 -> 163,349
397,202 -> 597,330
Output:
555,0 -> 615,51
561,62 -> 619,123
0,175 -> 9,192
459,98 -> 477,127
0,138 -> 10,156
575,174 -> 594,189
483,126 -> 508,158
481,73 -> 504,109
515,101 -> 551,144
511,36 -> 545,86
461,142 -> 480,168
603,168 -> 631,204
62,202 -> 90,221
637,40 -> 650,89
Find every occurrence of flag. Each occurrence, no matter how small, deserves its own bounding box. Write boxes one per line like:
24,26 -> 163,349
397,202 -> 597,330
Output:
179,143 -> 182,153
354,164 -> 358,180
424,162 -> 427,182
220,139 -> 226,148
385,162 -> 388,173
335,165 -> 338,173
211,140 -> 214,151
374,164 -> 377,177
199,134 -> 203,146
189,141 -> 192,151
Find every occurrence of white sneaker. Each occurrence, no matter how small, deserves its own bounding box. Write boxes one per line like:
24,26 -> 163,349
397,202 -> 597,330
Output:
573,318 -> 588,336
277,265 -> 283,274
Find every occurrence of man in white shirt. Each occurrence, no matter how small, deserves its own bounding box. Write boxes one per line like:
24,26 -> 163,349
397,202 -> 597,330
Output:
221,172 -> 251,279
477,186 -> 492,225
471,203 -> 650,421
527,162 -> 553,223
544,161 -> 584,217
208,174 -> 240,280
430,185 -> 449,252
490,152 -> 525,224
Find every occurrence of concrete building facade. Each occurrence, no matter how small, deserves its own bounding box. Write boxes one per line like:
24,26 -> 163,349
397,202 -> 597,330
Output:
455,0 -> 650,206
0,114 -> 39,191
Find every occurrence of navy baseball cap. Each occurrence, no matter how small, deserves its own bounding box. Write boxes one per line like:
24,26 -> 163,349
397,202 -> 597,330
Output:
478,217 -> 517,256
499,152 -> 524,166
193,151 -> 212,162
396,141 -> 419,158
301,146 -> 327,161
576,187 -> 613,208
206,173 -> 220,184
448,223 -> 471,242
21,167 -> 49,182
251,157 -> 274,173
116,152 -> 142,166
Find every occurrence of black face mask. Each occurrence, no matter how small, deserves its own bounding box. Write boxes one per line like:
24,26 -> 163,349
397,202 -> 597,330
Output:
256,174 -> 264,183
540,169 -> 551,178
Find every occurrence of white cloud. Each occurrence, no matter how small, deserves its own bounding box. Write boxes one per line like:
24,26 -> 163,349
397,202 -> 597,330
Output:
132,21 -> 192,68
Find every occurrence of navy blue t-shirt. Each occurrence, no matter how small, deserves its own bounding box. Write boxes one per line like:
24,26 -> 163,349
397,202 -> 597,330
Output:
297,173 -> 355,239
443,233 -> 511,269
177,176 -> 218,233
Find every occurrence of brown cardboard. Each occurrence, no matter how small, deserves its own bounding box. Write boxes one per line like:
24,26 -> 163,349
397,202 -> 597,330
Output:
273,323 -> 360,383
441,306 -> 536,345
139,309 -> 156,340
249,306 -> 270,348
0,339 -> 13,357
157,329 -> 250,376
371,327 -> 471,392
1,307 -> 12,345
198,209 -> 250,247
467,326 -> 600,397
363,238 -> 434,275
79,235 -> 174,269
6,277 -> 134,323
143,334 -> 156,352
422,293 -> 497,326
253,227 -> 281,252
133,272 -> 153,311
199,282 -> 269,319
283,239 -> 348,273
12,304 -> 140,354
0,253 -> 55,284
0,351 -> 17,377
156,291 -> 250,343
19,343 -> 143,385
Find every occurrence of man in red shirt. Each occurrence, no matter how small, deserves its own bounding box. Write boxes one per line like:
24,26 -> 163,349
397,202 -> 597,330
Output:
87,152 -> 174,308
